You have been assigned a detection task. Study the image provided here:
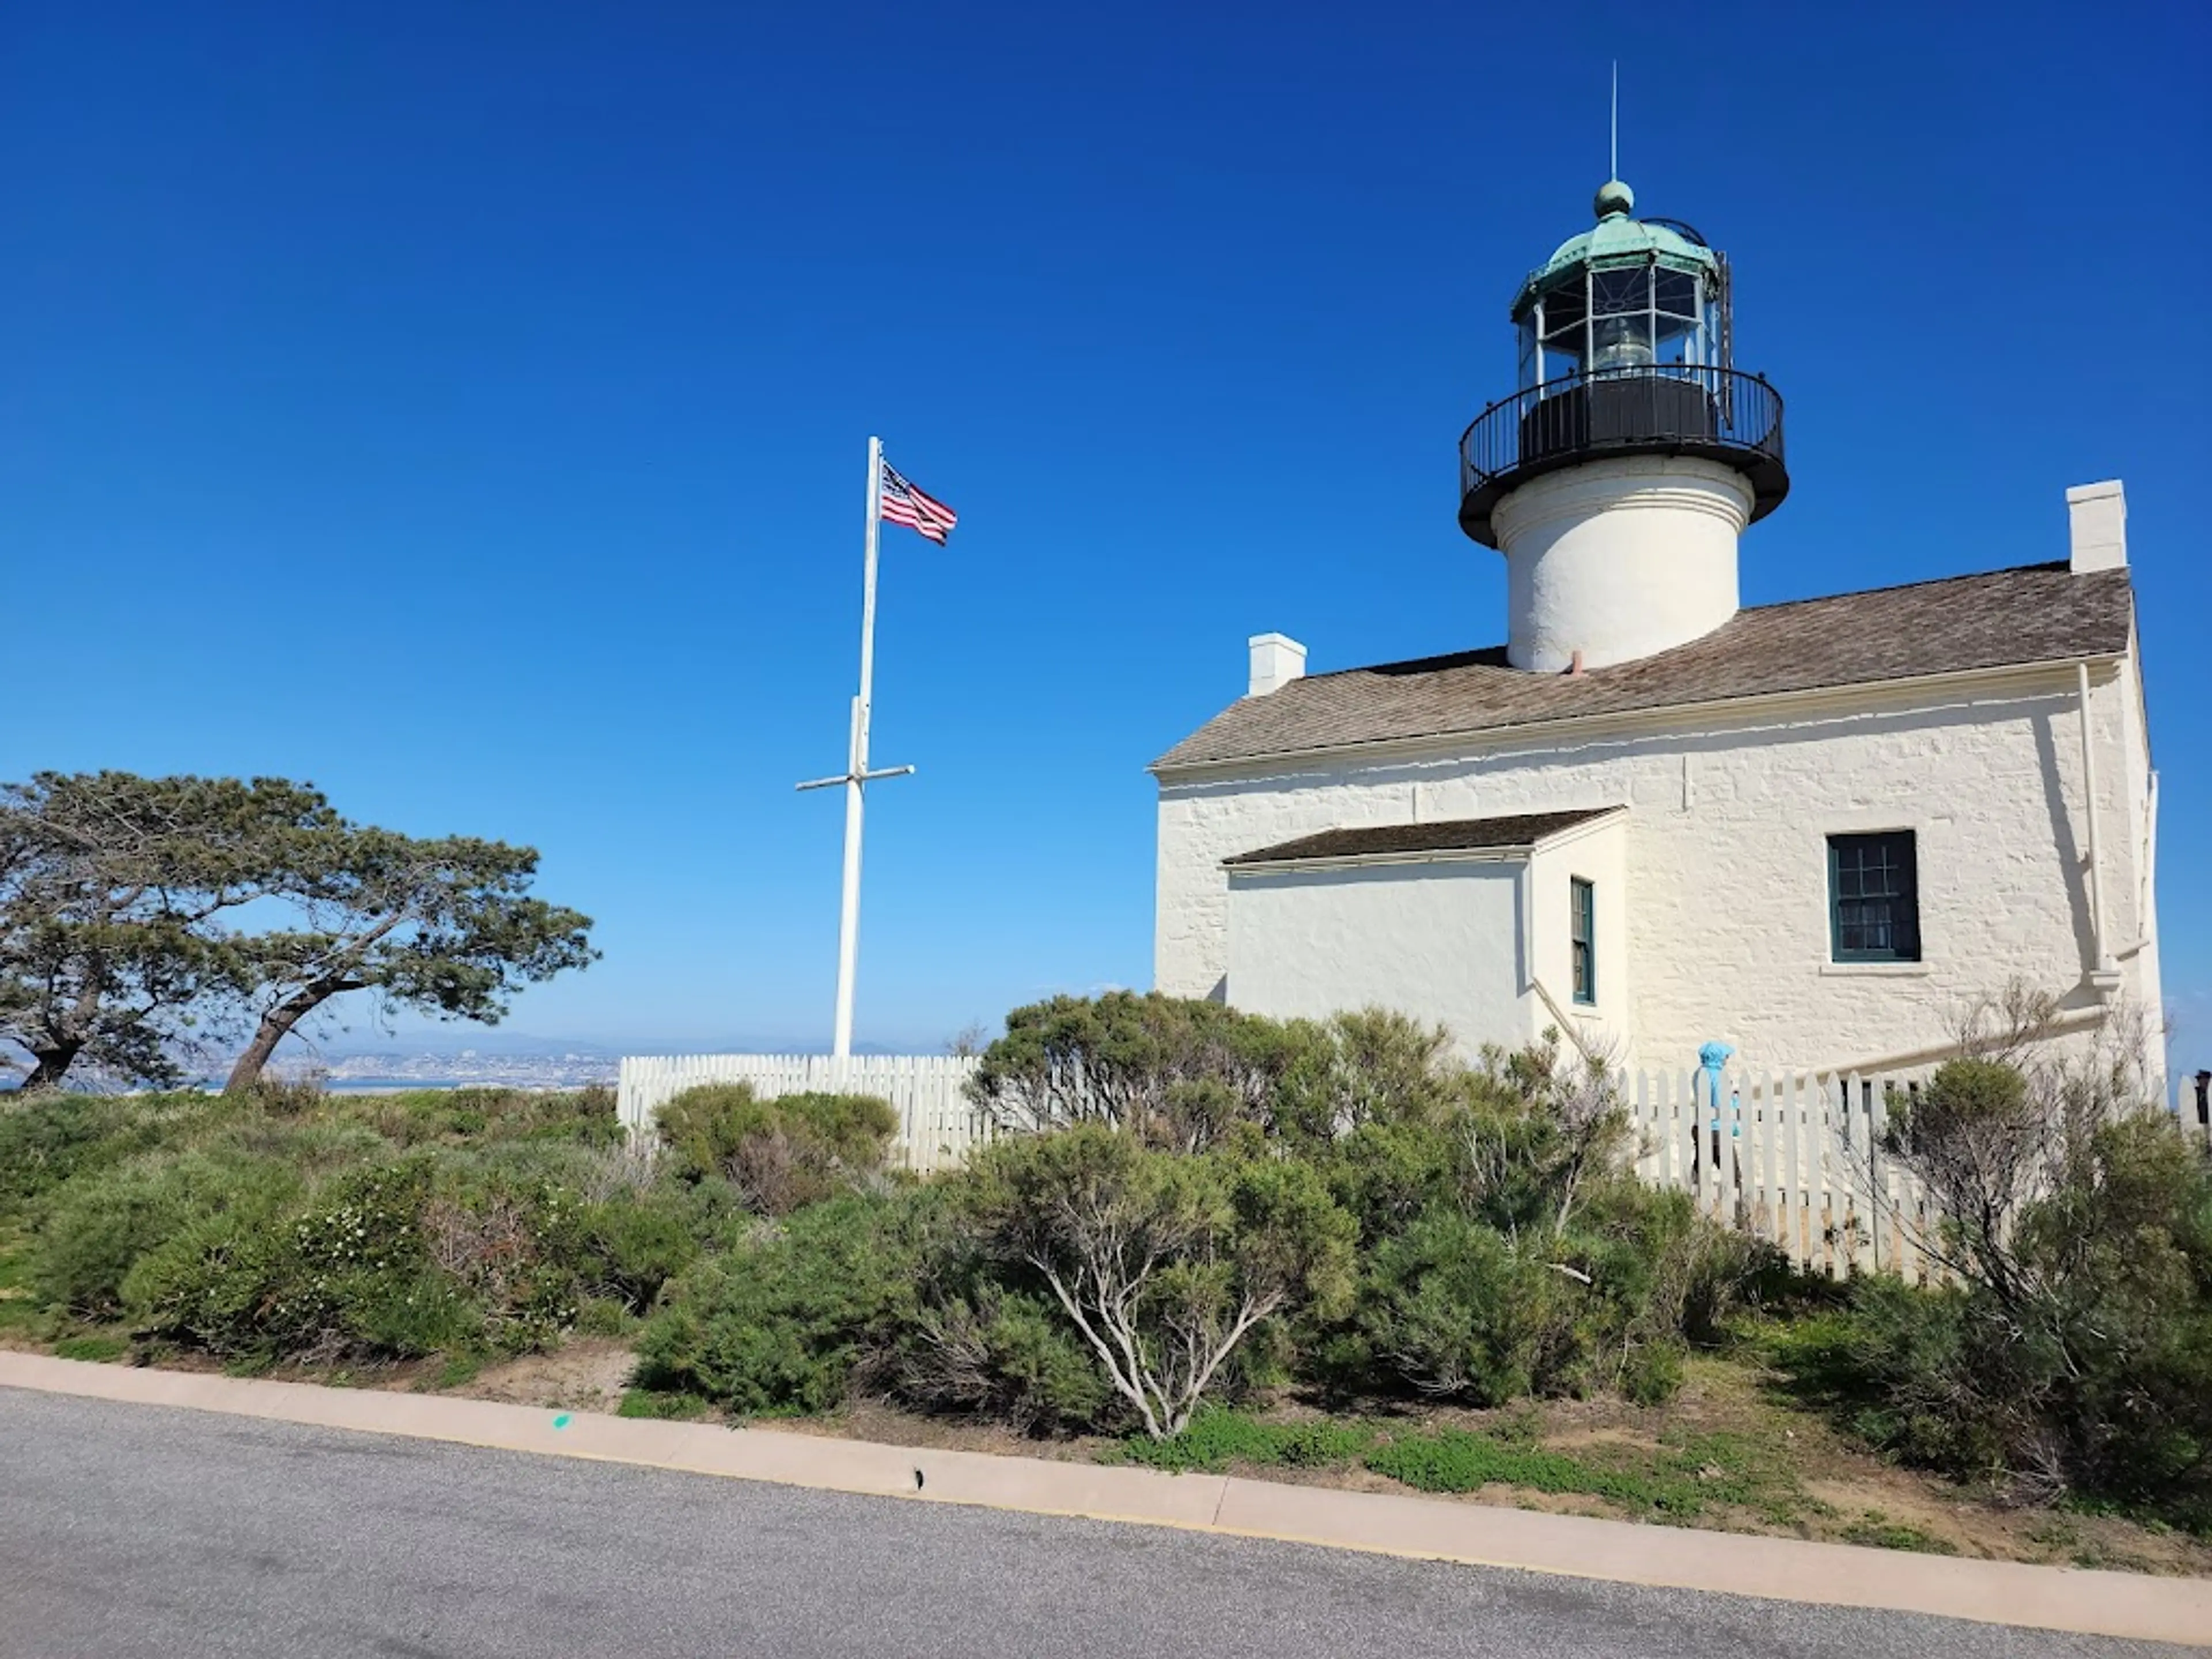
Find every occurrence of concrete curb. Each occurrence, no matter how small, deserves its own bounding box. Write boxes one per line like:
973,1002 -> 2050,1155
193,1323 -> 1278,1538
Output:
4,1352 -> 2207,1646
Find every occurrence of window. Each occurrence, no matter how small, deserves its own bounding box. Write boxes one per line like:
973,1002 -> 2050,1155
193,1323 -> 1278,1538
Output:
1828,832 -> 1921,963
1570,877 -> 1596,1004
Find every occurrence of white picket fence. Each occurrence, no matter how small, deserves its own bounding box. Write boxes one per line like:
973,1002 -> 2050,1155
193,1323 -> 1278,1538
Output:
619,1053 -> 2212,1277
1626,1070 -> 1940,1281
618,1054 -> 986,1175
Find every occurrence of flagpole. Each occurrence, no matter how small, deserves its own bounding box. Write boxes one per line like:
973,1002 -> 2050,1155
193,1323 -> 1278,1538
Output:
830,436 -> 884,1060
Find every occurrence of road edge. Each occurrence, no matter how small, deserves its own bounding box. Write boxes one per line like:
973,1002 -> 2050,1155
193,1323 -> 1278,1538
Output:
3,1352 -> 2206,1647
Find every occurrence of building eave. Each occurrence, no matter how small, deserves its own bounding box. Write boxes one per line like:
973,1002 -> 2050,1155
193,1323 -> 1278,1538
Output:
1153,651 -> 2126,785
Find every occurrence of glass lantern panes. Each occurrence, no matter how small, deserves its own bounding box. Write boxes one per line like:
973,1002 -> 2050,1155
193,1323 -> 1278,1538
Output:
1518,260 -> 1714,389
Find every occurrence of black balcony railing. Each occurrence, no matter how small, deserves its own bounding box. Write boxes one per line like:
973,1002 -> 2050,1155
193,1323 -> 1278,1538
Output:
1457,365 -> 1787,547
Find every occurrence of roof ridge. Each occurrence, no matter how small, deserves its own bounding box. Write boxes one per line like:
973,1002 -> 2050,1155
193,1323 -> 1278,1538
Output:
1297,561 -> 2092,684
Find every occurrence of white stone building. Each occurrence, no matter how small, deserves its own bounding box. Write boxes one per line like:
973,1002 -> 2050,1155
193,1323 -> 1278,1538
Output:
1152,180 -> 2162,1080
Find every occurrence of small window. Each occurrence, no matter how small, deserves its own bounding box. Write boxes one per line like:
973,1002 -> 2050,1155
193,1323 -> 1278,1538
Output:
1570,877 -> 1596,1004
1828,832 -> 1921,963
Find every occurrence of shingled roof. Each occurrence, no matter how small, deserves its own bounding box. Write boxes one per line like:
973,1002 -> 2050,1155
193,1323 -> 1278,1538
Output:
1156,563 -> 2134,771
1226,809 -> 1623,867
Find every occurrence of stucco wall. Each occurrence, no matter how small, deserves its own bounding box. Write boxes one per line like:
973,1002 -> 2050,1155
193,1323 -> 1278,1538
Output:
1226,859 -> 1529,1048
1156,660 -> 2159,1076
1494,457 -> 1750,672
1527,813 -> 1630,1060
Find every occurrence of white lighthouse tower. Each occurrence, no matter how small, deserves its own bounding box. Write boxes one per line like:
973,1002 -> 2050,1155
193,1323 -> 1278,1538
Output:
1458,179 -> 1789,671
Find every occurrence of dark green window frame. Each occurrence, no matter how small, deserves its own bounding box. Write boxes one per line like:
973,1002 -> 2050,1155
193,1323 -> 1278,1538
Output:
1570,877 -> 1596,1004
1828,831 -> 1921,963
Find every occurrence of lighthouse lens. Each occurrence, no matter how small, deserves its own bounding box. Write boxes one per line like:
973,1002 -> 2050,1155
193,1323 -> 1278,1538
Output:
1590,316 -> 1653,373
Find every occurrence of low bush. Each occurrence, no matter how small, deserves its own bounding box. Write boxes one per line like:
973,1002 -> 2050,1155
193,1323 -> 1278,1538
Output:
578,1187 -> 704,1312
124,1158 -> 467,1362
34,1153 -> 302,1318
885,1281 -> 1111,1434
1780,1057 -> 2212,1524
960,1124 -> 1357,1438
654,1085 -> 897,1213
0,1092 -> 216,1215
338,1085 -> 625,1150
632,1192 -> 930,1414
1340,1211 -> 1577,1403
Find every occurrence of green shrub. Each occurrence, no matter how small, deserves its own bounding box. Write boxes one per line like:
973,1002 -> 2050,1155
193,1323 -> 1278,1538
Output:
1344,1211 -> 1573,1403
632,1192 -> 927,1414
1620,1340 -> 1687,1407
654,1085 -> 897,1213
578,1188 -> 702,1312
33,1153 -> 301,1317
887,1282 -> 1111,1434
340,1085 -> 624,1150
0,1092 -> 217,1215
416,1161 -> 588,1352
1785,1094 -> 2212,1523
124,1158 -> 454,1361
965,993 -> 1321,1148
960,1124 -> 1355,1438
119,1153 -> 599,1365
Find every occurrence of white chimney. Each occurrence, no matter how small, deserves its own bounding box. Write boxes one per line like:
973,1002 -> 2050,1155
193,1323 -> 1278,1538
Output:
1247,632 -> 1307,697
2066,480 -> 2127,573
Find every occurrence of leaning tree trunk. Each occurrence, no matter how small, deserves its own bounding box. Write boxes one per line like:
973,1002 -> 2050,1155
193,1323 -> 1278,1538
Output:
21,1041 -> 84,1092
223,979 -> 358,1094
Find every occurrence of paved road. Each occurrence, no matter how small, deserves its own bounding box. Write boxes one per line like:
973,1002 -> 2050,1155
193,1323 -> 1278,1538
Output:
0,1389 -> 2195,1658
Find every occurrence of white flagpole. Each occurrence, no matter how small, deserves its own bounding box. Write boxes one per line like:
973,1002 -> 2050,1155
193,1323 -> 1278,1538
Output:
796,436 -> 915,1062
831,437 -> 884,1058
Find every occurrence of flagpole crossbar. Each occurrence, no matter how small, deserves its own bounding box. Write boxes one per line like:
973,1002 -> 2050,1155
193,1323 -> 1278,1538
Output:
794,764 -> 915,792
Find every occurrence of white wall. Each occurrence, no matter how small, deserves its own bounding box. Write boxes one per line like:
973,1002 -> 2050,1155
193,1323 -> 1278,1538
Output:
1494,456 -> 1750,671
1227,859 -> 1529,1055
1158,660 -> 2160,1077
1528,813 -> 1631,1061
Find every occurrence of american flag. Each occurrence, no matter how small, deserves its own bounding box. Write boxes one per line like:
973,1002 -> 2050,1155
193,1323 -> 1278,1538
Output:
878,459 -> 958,546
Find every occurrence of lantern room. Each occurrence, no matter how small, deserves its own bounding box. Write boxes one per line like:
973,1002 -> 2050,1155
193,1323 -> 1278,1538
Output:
1455,177 -> 1792,673
1514,180 -> 1719,385
1457,177 -> 1789,555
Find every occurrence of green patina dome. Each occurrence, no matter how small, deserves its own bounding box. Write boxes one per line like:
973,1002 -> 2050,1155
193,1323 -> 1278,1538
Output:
1511,179 -> 1719,321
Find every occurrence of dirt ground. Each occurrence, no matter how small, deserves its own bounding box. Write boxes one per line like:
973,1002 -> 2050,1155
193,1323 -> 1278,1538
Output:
442,1339 -> 640,1415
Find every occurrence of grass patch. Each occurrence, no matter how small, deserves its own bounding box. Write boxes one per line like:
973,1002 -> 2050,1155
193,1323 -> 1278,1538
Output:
618,1388 -> 711,1421
433,1351 -> 486,1389
0,1229 -> 44,1336
1103,1407 -> 1811,1525
1107,1408 -> 1379,1474
1365,1425 -> 1804,1521
1840,1514 -> 1959,1554
50,1332 -> 129,1363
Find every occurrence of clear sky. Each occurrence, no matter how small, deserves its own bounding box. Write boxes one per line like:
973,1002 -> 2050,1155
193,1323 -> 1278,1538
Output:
7,1 -> 2209,1067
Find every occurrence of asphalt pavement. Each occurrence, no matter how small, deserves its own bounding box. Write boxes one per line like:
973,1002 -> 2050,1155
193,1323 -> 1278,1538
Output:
0,1388 -> 2198,1658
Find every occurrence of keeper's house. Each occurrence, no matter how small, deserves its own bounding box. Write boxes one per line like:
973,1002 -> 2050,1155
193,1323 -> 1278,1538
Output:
1151,179 -> 2161,1079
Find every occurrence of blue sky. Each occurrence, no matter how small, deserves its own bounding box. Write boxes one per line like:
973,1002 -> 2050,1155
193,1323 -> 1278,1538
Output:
7,1 -> 2209,1065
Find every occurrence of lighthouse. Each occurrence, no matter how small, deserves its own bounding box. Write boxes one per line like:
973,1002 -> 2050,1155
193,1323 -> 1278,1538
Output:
1457,179 -> 1789,672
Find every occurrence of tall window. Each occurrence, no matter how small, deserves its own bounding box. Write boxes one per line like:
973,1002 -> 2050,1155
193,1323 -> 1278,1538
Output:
1570,877 -> 1596,1004
1828,832 -> 1921,963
